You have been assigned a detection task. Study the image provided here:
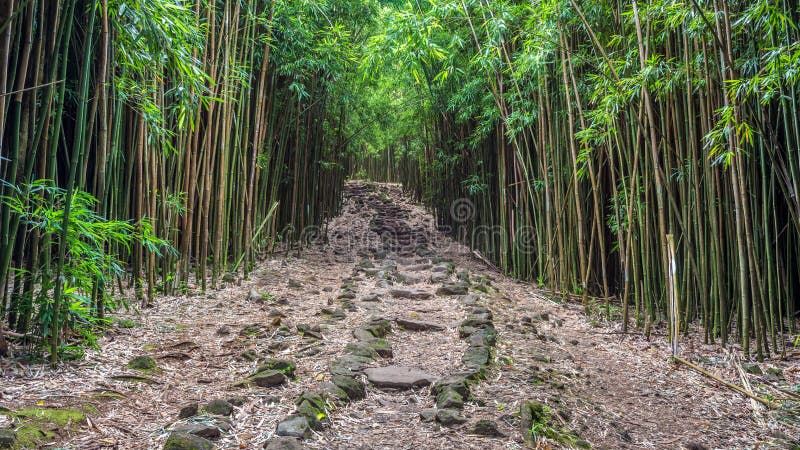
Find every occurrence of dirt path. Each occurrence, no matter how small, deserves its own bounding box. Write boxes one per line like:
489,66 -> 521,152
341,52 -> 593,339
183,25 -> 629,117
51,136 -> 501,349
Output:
1,182 -> 796,449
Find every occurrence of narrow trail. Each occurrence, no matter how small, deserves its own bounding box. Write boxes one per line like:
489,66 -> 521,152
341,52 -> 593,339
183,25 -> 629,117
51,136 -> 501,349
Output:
0,182 -> 784,449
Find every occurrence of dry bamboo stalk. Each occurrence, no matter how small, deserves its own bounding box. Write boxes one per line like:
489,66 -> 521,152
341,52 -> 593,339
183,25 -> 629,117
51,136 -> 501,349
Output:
674,357 -> 778,409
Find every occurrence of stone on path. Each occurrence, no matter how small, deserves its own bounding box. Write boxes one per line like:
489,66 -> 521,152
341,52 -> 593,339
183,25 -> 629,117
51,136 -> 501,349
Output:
178,403 -> 198,419
275,415 -> 312,439
472,419 -> 504,437
395,318 -> 445,332
247,289 -> 263,302
364,366 -> 437,389
436,408 -> 467,426
163,432 -> 214,450
172,423 -> 221,440
436,282 -> 469,296
390,289 -> 432,300
202,399 -> 233,416
332,375 -> 366,400
0,430 -> 16,448
265,437 -> 304,450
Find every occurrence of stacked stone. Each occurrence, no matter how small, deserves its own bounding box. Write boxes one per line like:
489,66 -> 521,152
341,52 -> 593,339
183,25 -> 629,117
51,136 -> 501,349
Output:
267,318 -> 392,447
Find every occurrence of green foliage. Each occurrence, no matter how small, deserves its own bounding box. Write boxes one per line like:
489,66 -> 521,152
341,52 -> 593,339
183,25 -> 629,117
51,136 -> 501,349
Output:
2,180 -> 173,352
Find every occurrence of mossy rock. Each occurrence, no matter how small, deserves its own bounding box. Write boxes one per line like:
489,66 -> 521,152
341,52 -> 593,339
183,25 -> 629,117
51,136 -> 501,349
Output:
117,318 -> 141,329
294,392 -> 329,429
519,401 -> 586,447
257,359 -> 296,378
202,400 -> 234,416
127,355 -> 158,373
5,407 -> 87,449
163,431 -> 214,450
332,375 -> 365,401
343,342 -> 379,360
13,408 -> 85,427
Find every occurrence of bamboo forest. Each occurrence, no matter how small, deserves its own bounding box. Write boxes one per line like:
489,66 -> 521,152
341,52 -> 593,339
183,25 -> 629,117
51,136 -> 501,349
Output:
1,0 -> 800,448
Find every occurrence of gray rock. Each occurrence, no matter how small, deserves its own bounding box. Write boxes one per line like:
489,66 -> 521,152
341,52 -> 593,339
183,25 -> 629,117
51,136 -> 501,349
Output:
462,345 -> 491,370
360,294 -> 381,302
264,437 -> 304,450
172,423 -> 221,440
202,399 -> 234,416
248,370 -> 288,387
430,273 -> 449,283
437,282 -> 469,296
436,408 -> 467,426
364,338 -> 393,358
163,432 -> 214,450
0,430 -> 16,448
432,374 -> 470,398
247,289 -> 263,302
275,415 -> 312,439
436,388 -> 465,409
332,375 -> 366,400
419,408 -> 437,422
320,382 -> 350,404
296,324 -> 323,340
396,318 -> 445,332
364,366 -> 437,389
343,342 -> 379,359
472,419 -> 504,437
257,359 -> 296,377
178,403 -> 199,419
390,289 -> 432,300
329,355 -> 373,376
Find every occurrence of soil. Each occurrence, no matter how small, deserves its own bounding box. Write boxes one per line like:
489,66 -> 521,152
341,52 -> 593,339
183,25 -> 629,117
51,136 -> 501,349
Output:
1,181 -> 798,450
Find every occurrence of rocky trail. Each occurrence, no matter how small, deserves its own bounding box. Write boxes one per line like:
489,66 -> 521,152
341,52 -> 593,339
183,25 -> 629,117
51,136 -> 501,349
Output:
1,182 -> 796,449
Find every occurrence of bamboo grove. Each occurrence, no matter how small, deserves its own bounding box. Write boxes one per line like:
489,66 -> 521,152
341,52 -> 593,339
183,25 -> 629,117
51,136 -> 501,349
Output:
0,0 -> 377,361
356,0 -> 800,359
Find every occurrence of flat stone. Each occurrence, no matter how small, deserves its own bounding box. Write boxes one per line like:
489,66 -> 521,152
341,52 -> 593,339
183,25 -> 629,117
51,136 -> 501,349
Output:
343,342 -> 379,359
257,359 -> 296,377
364,338 -> 393,358
436,388 -> 465,409
178,403 -> 198,419
163,432 -> 214,450
173,423 -> 221,440
264,436 -> 304,450
396,318 -> 445,332
419,408 -> 437,422
202,399 -> 234,416
437,282 -> 469,296
329,355 -> 373,376
472,419 -> 504,437
436,408 -> 467,426
361,294 -> 381,302
246,370 -> 287,387
390,289 -> 432,300
430,273 -> 449,283
432,374 -> 470,398
275,415 -> 312,439
364,366 -> 437,389
462,345 -> 491,370
296,324 -> 323,340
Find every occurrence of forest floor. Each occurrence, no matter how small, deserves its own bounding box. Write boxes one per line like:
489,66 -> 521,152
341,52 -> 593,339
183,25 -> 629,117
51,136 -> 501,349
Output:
1,181 -> 799,450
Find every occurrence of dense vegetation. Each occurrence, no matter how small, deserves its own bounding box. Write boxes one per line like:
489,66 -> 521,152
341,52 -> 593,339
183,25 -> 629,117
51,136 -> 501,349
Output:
0,0 -> 376,362
359,0 -> 800,360
1,0 -> 800,363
